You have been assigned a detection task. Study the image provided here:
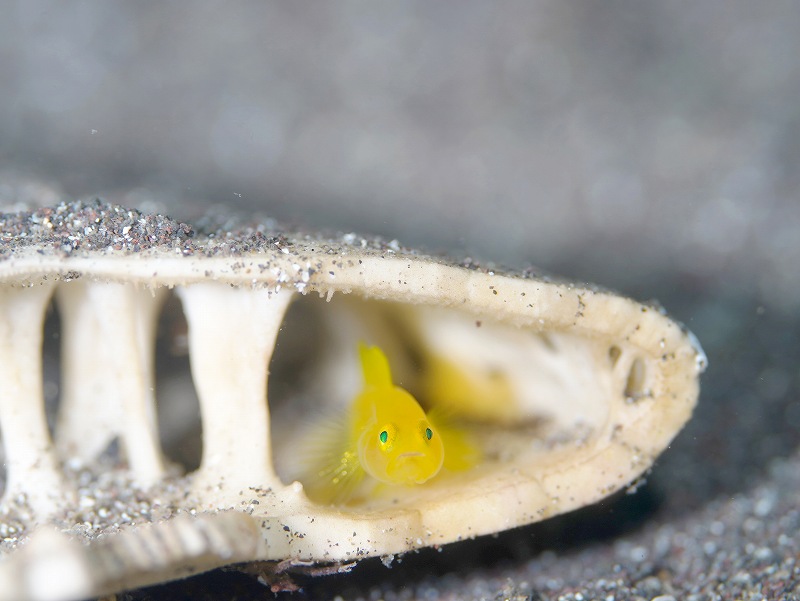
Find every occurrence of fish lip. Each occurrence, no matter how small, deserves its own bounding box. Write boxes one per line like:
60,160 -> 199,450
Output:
396,452 -> 424,459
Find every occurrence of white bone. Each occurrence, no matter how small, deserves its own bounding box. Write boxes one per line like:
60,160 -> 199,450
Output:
0,211 -> 706,600
177,283 -> 293,502
0,283 -> 66,516
55,281 -> 167,484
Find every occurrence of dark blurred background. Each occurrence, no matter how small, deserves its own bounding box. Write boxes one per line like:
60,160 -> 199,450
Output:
2,2 -> 799,302
1,2 -> 799,599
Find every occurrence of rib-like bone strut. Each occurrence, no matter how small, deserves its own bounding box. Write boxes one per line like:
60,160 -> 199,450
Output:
177,284 -> 293,502
56,282 -> 168,484
0,283 -> 67,516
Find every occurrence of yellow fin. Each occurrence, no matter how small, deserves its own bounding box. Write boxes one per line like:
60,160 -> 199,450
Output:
358,342 -> 394,389
426,407 -> 481,472
298,412 -> 366,505
421,354 -> 516,423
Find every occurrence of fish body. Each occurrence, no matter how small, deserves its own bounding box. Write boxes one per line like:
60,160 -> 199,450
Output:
303,344 -> 449,504
352,344 -> 444,486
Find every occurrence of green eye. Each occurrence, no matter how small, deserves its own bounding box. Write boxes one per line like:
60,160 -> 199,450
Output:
425,427 -> 433,440
379,430 -> 388,444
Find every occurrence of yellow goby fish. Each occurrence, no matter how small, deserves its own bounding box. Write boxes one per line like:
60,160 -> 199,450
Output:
304,344 -> 476,504
352,343 -> 444,486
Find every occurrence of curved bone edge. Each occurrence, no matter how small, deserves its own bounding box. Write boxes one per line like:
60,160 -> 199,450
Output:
0,248 -> 705,566
176,283 -> 293,501
0,527 -> 94,601
0,512 -> 263,601
0,283 -> 69,517
55,282 -> 167,484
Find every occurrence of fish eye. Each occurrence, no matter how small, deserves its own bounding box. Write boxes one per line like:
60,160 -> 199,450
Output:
425,427 -> 433,440
378,424 -> 396,449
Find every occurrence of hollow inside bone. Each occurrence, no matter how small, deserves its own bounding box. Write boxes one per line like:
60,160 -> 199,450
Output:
269,294 -> 648,509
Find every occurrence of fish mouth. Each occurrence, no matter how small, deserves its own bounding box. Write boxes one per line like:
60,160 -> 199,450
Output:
396,452 -> 424,459
390,453 -> 436,485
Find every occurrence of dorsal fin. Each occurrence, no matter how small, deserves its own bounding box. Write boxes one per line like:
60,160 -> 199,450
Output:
358,343 -> 393,389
